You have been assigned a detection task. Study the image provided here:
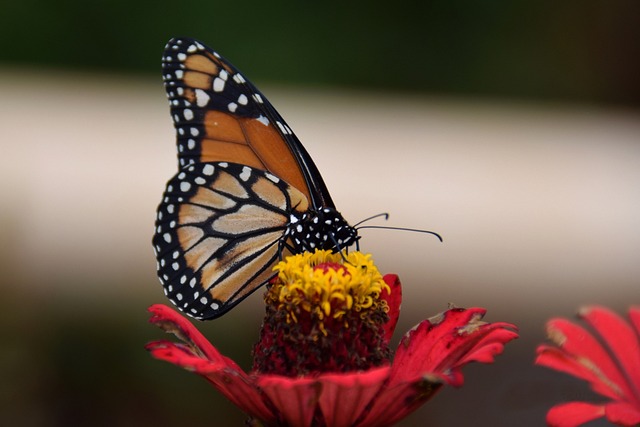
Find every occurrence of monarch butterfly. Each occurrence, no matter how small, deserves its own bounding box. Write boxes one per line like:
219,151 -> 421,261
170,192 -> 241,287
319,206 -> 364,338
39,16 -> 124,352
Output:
152,38 -> 360,320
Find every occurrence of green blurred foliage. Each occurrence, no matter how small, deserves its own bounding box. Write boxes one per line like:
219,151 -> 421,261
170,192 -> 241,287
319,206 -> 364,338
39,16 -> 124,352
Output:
1,0 -> 639,105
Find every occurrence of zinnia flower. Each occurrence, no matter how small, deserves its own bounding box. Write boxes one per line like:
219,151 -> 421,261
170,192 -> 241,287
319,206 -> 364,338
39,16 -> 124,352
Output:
147,250 -> 518,426
535,305 -> 640,426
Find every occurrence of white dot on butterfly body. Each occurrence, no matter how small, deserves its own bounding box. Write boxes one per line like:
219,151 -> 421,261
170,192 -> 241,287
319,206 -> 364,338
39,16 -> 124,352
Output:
175,70 -> 184,79
233,73 -> 246,84
167,204 -> 175,213
238,94 -> 248,105
211,302 -> 219,310
219,70 -> 228,80
173,251 -> 180,259
180,182 -> 191,192
256,115 -> 269,126
180,275 -> 187,284
200,297 -> 208,304
178,172 -> 186,179
228,102 -> 237,112
163,233 -> 172,243
176,293 -> 183,301
190,127 -> 199,136
183,109 -> 194,120
189,277 -> 197,287
187,139 -> 195,149
172,262 -> 179,270
195,177 -> 206,185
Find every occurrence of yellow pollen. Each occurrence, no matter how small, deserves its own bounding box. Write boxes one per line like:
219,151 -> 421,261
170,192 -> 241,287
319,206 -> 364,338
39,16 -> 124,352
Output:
270,250 -> 389,328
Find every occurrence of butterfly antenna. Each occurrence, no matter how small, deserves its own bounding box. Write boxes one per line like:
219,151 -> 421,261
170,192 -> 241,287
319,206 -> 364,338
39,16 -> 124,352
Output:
326,232 -> 352,262
353,212 -> 390,227
356,225 -> 443,242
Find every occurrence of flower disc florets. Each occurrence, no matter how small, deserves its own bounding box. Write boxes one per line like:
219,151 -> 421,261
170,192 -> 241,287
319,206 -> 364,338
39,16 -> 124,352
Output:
253,250 -> 392,376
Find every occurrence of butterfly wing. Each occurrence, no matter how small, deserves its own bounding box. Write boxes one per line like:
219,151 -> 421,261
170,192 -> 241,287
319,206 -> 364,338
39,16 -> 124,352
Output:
153,162 -> 309,319
154,38 -> 354,319
161,37 -> 333,209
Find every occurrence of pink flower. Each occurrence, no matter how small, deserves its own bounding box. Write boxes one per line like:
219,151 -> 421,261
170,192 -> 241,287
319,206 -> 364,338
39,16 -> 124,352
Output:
536,306 -> 640,426
147,250 -> 518,426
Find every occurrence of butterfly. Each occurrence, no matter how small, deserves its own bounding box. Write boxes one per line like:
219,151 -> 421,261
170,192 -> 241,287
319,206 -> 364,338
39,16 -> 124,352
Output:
152,38 -> 360,320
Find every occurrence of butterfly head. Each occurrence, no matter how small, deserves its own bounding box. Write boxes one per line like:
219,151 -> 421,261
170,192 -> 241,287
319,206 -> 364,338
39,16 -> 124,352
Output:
288,208 -> 359,254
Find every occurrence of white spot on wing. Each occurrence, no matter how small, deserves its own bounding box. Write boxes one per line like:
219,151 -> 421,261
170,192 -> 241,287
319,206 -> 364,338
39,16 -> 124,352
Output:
195,89 -> 210,107
203,164 -> 215,175
240,166 -> 252,181
213,77 -> 225,92
265,173 -> 279,183
256,115 -> 269,126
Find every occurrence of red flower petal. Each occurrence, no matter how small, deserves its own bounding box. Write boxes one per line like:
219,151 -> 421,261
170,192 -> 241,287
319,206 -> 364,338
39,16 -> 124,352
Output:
629,307 -> 640,337
546,402 -> 605,427
356,374 -> 443,427
535,345 -> 614,399
605,401 -> 640,426
380,274 -> 402,344
390,308 -> 518,387
256,375 -> 320,427
316,367 -> 390,427
580,306 -> 640,403
541,317 -> 633,401
147,305 -> 277,424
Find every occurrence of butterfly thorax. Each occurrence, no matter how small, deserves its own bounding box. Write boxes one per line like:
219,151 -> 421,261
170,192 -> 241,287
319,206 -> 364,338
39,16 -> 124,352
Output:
286,208 -> 359,253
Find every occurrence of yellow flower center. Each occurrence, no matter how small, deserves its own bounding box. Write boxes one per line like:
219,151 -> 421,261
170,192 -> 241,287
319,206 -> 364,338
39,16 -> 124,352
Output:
270,250 -> 390,330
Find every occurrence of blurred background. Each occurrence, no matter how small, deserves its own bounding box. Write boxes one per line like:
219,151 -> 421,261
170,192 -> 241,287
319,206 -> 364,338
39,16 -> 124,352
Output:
2,1 -> 639,426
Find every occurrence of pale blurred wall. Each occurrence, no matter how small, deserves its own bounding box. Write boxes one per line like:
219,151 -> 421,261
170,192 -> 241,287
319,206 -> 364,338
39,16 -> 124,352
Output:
2,70 -> 639,426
